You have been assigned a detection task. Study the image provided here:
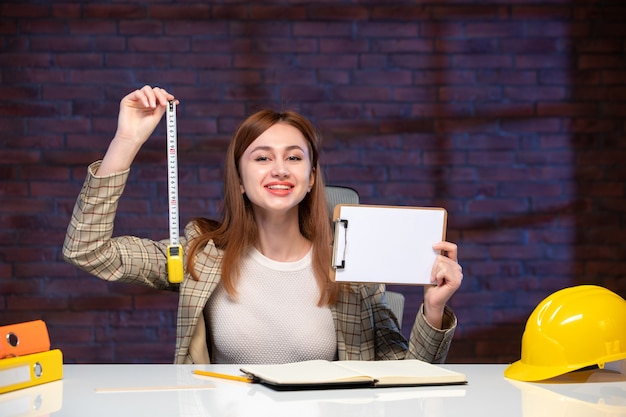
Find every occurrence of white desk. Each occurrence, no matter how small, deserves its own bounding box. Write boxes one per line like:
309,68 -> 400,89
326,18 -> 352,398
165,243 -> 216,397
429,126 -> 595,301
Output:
2,364 -> 625,417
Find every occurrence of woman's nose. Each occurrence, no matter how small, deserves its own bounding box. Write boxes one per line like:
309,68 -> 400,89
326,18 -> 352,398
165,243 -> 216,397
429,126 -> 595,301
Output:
271,161 -> 289,178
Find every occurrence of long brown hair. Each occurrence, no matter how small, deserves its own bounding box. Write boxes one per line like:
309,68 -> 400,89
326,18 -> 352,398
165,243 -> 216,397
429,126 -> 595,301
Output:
186,110 -> 338,306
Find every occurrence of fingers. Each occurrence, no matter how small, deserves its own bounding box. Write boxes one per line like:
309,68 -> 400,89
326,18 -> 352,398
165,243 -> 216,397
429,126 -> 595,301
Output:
431,256 -> 463,288
130,85 -> 177,109
432,241 -> 458,262
430,241 -> 463,287
114,85 -> 178,146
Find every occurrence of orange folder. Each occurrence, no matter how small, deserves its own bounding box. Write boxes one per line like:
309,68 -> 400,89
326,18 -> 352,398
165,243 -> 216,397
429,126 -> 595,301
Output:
0,320 -> 50,359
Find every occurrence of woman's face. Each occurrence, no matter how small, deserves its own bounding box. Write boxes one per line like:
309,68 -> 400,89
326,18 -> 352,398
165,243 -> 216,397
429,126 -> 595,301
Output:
239,122 -> 315,216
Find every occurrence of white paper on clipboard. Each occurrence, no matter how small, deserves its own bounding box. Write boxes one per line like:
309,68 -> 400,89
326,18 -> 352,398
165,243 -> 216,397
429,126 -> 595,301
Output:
330,204 -> 447,285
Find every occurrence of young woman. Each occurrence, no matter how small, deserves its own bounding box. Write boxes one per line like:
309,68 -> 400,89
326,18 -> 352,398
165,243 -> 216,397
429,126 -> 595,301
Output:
63,85 -> 463,364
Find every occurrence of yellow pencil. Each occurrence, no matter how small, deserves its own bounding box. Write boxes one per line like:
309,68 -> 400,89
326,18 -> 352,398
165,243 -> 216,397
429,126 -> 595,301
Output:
192,369 -> 253,383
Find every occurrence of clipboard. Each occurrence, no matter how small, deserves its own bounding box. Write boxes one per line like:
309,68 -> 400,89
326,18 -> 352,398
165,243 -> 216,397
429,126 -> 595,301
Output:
330,204 -> 447,285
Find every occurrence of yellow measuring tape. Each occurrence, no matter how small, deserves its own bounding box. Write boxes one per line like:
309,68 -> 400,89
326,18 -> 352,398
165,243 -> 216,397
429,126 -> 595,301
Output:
166,101 -> 184,284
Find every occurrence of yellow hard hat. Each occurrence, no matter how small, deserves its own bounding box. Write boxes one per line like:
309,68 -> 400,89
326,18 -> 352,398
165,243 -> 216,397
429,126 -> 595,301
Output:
504,285 -> 626,382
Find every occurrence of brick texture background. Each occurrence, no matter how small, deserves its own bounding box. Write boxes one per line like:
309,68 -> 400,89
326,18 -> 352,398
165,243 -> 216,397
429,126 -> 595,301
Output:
1,0 -> 625,364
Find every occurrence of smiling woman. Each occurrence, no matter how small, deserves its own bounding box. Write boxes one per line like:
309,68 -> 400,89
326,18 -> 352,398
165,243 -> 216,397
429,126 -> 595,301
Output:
62,85 -> 463,366
187,109 -> 333,305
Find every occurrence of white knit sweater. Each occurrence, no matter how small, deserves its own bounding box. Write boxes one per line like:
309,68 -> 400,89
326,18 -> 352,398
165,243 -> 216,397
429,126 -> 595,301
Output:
205,247 -> 337,364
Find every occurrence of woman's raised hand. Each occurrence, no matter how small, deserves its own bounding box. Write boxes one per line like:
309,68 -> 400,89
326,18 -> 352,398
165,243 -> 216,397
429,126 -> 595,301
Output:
115,85 -> 177,145
423,241 -> 463,329
98,86 -> 177,176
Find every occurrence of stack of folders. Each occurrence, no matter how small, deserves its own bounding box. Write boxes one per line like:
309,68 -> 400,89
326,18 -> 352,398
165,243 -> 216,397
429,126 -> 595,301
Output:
0,320 -> 63,394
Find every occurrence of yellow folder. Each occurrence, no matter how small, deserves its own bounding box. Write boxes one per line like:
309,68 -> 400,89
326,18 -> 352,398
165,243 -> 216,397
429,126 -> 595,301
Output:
0,349 -> 63,394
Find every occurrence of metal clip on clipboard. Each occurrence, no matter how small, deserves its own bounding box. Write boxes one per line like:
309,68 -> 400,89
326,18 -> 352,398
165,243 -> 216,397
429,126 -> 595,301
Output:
331,219 -> 348,270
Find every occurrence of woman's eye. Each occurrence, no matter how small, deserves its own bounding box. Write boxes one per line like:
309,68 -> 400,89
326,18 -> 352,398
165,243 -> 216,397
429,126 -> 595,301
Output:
255,156 -> 270,162
287,155 -> 303,161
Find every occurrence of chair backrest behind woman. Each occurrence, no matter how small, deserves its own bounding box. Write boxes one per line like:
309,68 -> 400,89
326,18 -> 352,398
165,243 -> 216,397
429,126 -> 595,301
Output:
324,185 -> 405,327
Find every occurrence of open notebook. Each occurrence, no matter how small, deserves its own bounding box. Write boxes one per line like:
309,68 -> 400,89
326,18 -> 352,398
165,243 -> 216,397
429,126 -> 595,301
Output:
240,359 -> 467,391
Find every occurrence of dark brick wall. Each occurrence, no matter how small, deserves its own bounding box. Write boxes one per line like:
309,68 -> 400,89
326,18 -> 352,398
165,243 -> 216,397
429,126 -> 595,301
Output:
1,1 -> 625,364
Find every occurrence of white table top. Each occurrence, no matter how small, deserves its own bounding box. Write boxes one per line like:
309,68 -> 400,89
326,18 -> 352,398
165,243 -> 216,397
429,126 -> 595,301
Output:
2,363 -> 625,417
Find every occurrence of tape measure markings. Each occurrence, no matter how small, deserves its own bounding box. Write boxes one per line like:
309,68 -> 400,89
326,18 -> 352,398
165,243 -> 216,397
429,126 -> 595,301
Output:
166,101 -> 184,284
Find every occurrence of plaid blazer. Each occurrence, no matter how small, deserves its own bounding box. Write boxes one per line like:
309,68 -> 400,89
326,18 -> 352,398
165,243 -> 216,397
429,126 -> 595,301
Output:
63,162 -> 456,364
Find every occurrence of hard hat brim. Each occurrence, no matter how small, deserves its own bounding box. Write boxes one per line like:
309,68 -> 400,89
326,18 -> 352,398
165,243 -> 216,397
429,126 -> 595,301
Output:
504,359 -> 577,382
505,353 -> 626,382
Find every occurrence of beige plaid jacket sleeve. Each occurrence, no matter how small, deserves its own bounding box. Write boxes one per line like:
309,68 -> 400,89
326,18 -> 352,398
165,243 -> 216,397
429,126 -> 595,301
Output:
63,162 -> 456,364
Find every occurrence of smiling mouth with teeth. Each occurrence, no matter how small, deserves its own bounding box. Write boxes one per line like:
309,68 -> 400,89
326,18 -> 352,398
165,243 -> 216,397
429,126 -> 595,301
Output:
266,185 -> 292,190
